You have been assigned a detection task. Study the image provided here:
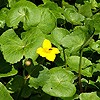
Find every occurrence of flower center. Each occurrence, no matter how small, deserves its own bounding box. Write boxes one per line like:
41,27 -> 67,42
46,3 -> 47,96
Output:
44,48 -> 52,53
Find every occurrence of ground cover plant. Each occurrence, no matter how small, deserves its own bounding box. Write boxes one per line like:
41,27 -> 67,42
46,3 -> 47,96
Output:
0,0 -> 100,100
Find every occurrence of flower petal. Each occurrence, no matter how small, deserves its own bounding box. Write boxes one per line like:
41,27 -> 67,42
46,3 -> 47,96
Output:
43,39 -> 52,49
36,47 -> 46,57
51,47 -> 60,54
46,53 -> 56,61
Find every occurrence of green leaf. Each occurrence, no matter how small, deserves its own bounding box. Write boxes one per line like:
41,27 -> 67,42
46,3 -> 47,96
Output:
90,40 -> 100,54
89,80 -> 100,90
42,0 -> 50,4
6,1 -> 56,32
79,92 -> 100,100
78,2 -> 92,18
96,76 -> 100,82
6,1 -> 41,29
49,67 -> 75,83
85,13 -> 100,34
51,27 -> 70,45
90,0 -> 98,9
0,8 -> 8,28
0,66 -> 17,78
6,75 -> 24,93
85,13 -> 100,35
62,1 -> 76,10
37,8 -> 56,34
0,29 -> 24,63
93,63 -> 100,72
61,94 -> 79,100
0,28 -> 45,63
25,63 -> 43,78
21,85 -> 31,98
45,33 -> 62,49
21,27 -> 45,61
67,56 -> 92,77
61,26 -> 87,52
7,0 -> 24,8
29,67 -> 50,89
0,82 -> 13,100
42,67 -> 76,97
92,13 -> 100,34
43,81 -> 76,97
30,93 -> 51,100
0,52 -> 18,78
63,8 -> 85,25
41,1 -> 64,19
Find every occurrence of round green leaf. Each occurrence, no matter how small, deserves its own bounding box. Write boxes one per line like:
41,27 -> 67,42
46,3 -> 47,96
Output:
0,29 -> 24,64
6,1 -> 56,32
92,13 -> 100,34
61,26 -> 87,52
0,82 -> 13,100
51,27 -> 70,45
6,75 -> 24,93
0,28 -> 45,63
43,81 -> 76,98
85,13 -> 100,34
37,8 -> 56,34
79,92 -> 100,100
67,56 -> 92,77
49,67 -> 75,83
29,67 -> 50,89
64,8 -> 85,25
90,40 -> 100,54
42,67 -> 76,97
22,27 -> 45,61
61,34 -> 83,49
6,1 -> 41,29
79,2 -> 92,18
41,1 -> 64,19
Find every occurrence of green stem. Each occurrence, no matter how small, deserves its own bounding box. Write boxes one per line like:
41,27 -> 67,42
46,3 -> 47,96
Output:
63,48 -> 67,66
78,31 -> 95,93
78,49 -> 83,93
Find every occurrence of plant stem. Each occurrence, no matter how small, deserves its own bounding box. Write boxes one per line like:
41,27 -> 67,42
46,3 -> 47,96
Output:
78,30 -> 95,93
63,48 -> 67,66
78,49 -> 83,93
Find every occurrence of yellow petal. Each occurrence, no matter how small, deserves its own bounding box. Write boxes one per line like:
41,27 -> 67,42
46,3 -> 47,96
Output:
43,39 -> 52,49
51,47 -> 60,54
46,53 -> 56,61
36,47 -> 46,57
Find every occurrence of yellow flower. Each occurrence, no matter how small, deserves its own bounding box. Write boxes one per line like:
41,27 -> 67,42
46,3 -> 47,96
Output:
36,39 -> 60,61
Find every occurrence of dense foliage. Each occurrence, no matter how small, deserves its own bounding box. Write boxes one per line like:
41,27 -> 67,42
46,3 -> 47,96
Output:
0,0 -> 100,100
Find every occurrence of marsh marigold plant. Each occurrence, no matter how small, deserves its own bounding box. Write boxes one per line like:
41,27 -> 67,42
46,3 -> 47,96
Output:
36,39 -> 60,61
